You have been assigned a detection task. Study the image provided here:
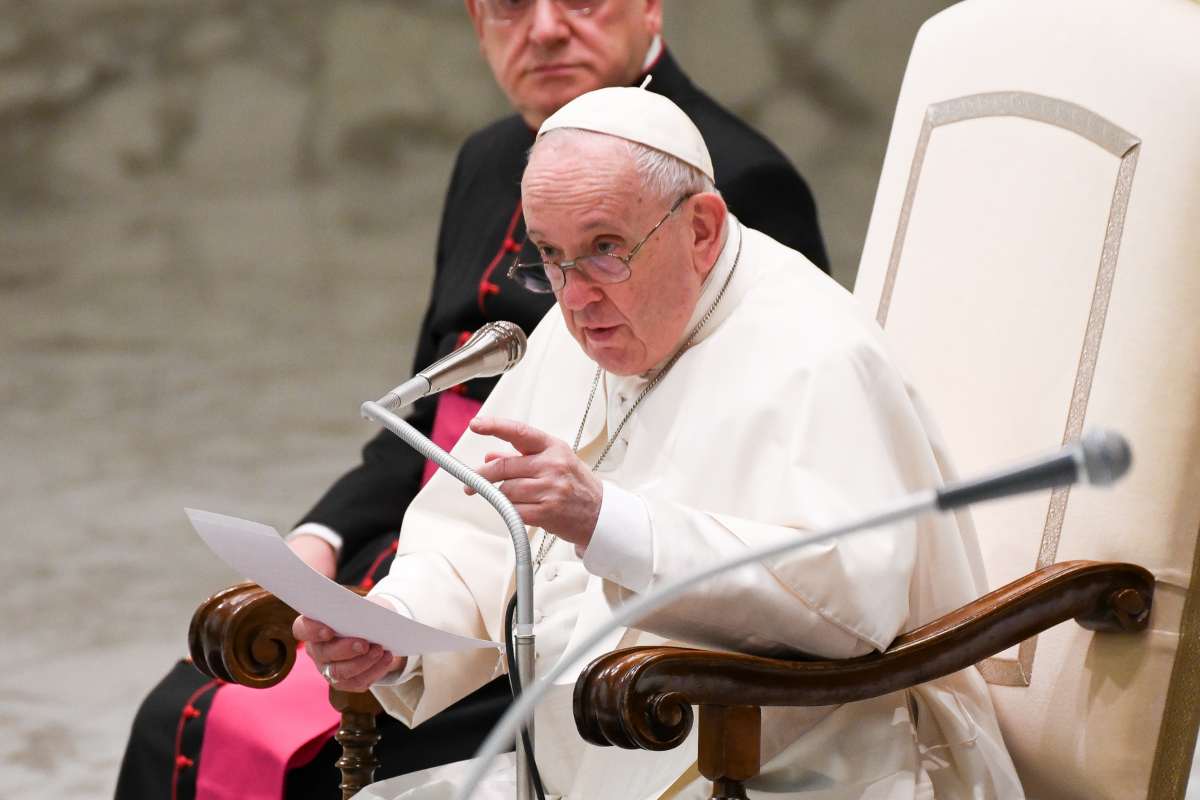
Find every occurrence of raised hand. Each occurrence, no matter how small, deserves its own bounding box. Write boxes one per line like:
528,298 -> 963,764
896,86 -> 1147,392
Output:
465,416 -> 603,548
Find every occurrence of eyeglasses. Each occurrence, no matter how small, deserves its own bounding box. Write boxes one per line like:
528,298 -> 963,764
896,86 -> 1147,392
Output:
481,0 -> 604,25
507,195 -> 692,294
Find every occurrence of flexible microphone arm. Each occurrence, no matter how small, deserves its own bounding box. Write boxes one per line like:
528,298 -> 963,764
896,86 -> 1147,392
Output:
360,400 -> 538,800
453,429 -> 1132,800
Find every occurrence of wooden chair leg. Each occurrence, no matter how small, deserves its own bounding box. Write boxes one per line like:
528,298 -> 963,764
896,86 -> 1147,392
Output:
329,688 -> 384,800
698,705 -> 761,800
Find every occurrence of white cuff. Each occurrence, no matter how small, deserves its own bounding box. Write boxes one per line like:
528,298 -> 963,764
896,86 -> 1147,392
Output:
365,593 -> 423,686
287,523 -> 344,557
581,481 -> 653,592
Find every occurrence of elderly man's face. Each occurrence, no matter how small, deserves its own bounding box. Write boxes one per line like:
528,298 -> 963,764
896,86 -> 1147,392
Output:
521,133 -> 716,376
466,0 -> 661,128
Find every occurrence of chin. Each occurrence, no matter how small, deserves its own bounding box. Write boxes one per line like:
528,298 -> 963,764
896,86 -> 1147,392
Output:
589,348 -> 646,377
524,80 -> 599,117
582,344 -> 623,374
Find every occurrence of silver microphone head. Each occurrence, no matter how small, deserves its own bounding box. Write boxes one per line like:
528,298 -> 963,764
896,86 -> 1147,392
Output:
1078,428 -> 1132,487
372,322 -> 527,412
420,321 -> 527,394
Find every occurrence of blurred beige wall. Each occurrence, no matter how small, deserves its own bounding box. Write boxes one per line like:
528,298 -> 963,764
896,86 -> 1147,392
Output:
0,0 -> 957,286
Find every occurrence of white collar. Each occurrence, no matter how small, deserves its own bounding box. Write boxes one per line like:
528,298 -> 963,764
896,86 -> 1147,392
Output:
641,35 -> 663,72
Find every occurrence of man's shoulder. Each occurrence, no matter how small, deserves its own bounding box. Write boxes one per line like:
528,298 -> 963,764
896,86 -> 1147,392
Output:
654,51 -> 827,267
657,61 -> 794,178
442,114 -> 533,200
457,114 -> 535,165
683,94 -> 785,166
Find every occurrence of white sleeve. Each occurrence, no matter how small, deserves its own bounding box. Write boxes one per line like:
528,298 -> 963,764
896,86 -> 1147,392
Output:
581,481 -> 653,592
287,523 -> 344,557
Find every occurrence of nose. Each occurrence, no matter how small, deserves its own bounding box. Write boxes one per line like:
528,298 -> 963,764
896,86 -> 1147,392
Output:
558,267 -> 602,311
527,0 -> 570,50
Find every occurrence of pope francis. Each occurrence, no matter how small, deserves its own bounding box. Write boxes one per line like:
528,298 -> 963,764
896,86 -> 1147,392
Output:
293,87 -> 1024,799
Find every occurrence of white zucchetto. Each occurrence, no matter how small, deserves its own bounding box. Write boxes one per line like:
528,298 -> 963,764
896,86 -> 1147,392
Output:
537,85 -> 715,181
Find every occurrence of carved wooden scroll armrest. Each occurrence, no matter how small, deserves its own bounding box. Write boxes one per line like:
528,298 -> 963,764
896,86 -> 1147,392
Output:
574,559 -> 1154,753
188,582 -> 384,799
189,581 -> 301,688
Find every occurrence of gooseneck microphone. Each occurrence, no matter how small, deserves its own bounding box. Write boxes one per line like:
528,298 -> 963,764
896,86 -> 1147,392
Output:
375,321 -> 528,411
359,320 -> 538,800
453,428 -> 1133,800
936,428 -> 1132,510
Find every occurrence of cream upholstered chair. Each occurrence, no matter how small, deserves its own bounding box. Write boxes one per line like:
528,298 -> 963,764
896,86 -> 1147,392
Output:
574,0 -> 1200,798
852,0 -> 1200,796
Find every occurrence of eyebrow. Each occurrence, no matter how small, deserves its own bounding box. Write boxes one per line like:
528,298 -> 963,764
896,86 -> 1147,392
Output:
526,218 -> 625,241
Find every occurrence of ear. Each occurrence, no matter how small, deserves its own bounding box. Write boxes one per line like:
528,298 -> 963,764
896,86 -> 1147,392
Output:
642,0 -> 664,37
464,0 -> 486,44
687,192 -> 728,278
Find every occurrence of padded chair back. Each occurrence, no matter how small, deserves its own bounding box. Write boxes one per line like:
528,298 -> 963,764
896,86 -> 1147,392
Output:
851,1 -> 1200,797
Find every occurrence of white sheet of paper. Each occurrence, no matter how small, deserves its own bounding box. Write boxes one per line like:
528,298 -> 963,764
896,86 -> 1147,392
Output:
186,508 -> 498,656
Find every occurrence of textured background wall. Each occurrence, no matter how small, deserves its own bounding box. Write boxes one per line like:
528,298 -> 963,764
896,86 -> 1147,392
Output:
0,0 -> 958,283
12,2 -> 1193,799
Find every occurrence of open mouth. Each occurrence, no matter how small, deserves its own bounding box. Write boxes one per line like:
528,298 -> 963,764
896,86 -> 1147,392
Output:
584,325 -> 619,343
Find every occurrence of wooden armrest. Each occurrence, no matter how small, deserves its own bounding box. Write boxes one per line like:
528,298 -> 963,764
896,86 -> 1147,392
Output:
188,581 -> 301,688
188,582 -> 384,798
573,559 -> 1153,751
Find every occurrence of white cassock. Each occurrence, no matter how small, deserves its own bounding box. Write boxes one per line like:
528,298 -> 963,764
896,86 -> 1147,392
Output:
357,218 -> 1024,800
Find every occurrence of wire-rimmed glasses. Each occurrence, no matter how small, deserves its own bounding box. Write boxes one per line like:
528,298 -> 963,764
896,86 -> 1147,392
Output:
481,0 -> 605,25
507,194 -> 692,294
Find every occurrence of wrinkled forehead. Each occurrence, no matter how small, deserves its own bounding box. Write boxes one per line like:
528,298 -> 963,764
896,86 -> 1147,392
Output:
522,130 -> 643,211
527,128 -> 635,176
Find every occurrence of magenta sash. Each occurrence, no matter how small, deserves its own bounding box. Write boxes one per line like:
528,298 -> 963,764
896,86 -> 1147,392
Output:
194,391 -> 483,800
195,647 -> 339,800
421,391 -> 485,485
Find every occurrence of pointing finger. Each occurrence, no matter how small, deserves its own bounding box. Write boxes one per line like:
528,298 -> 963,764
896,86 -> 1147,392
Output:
470,417 -> 553,456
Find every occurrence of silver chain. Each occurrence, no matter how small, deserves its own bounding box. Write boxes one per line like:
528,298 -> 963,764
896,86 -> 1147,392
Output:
533,225 -> 744,570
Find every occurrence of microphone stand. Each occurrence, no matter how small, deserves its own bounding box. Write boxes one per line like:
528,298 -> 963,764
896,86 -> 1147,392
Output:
359,401 -> 537,800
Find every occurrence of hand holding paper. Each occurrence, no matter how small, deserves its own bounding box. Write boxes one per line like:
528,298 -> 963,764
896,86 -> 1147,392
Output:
185,508 -> 499,657
294,609 -> 404,692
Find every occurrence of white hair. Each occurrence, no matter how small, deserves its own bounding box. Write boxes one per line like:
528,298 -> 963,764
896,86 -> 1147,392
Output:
532,128 -> 717,203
